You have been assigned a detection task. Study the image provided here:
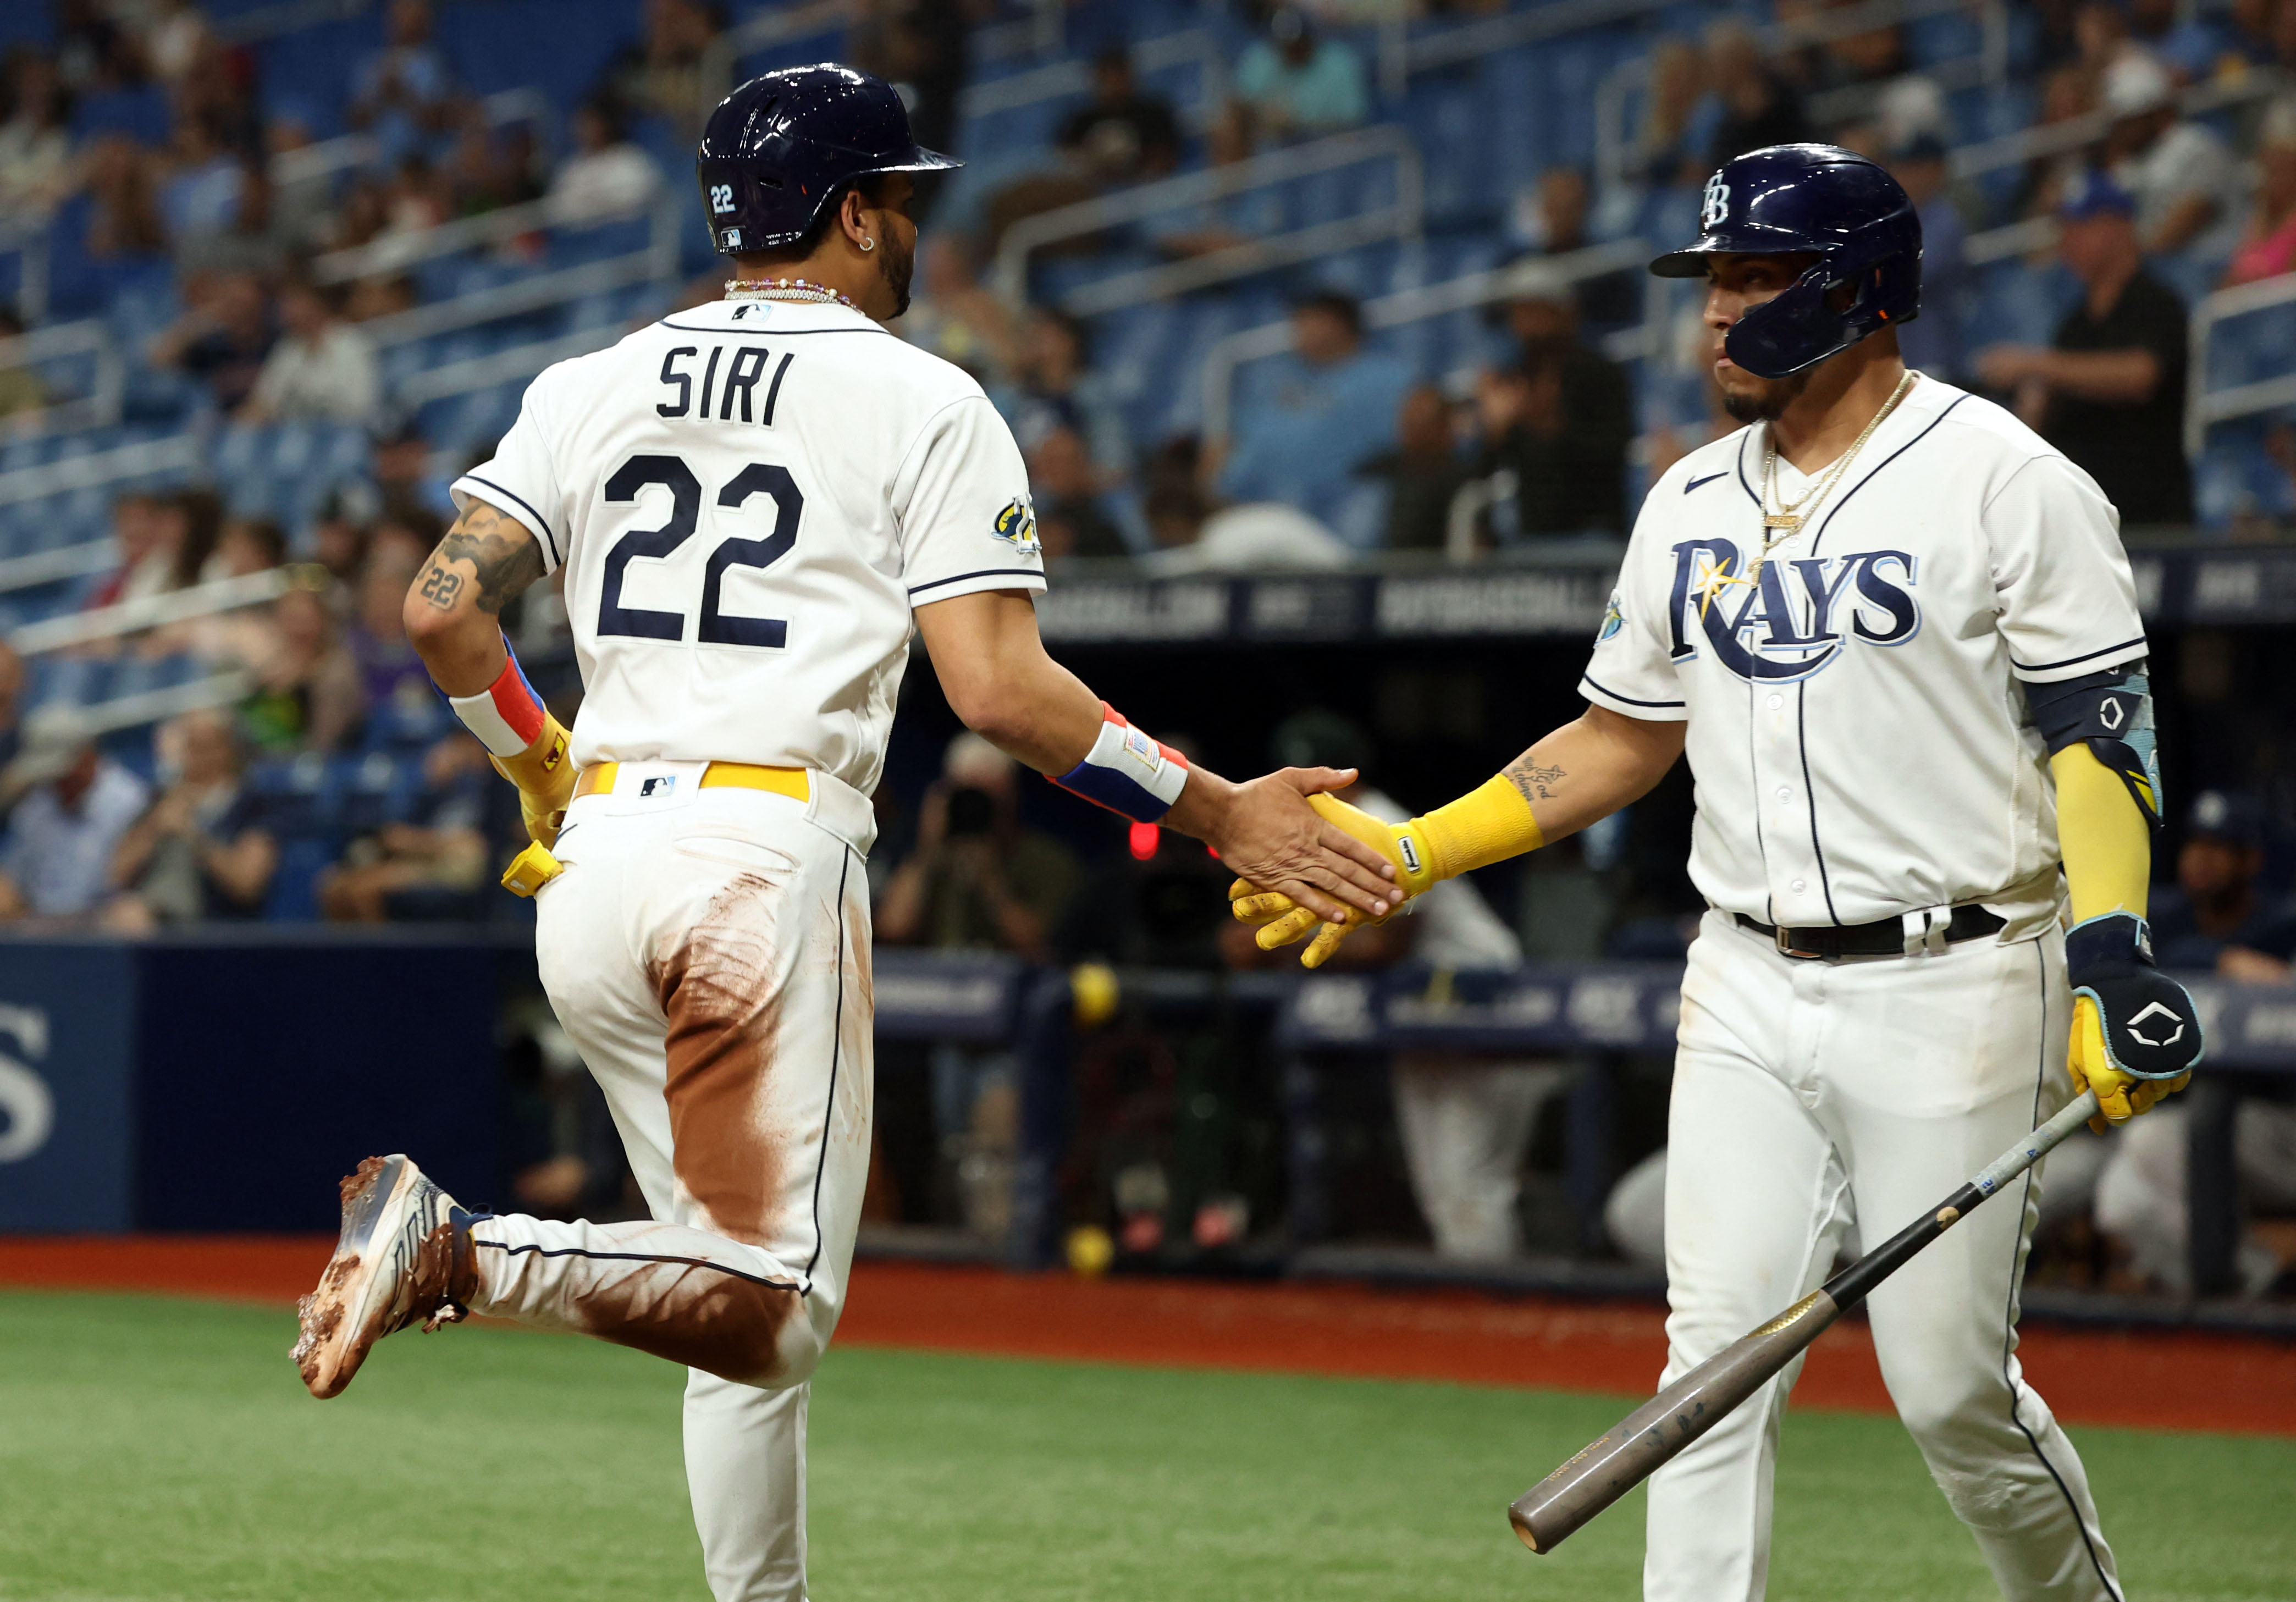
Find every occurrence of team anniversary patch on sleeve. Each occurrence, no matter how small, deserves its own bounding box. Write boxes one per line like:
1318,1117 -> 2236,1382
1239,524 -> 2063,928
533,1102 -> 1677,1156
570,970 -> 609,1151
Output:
994,496 -> 1042,556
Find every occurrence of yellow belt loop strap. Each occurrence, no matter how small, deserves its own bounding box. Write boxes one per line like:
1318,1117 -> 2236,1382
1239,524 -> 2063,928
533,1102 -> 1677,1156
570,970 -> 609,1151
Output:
571,761 -> 807,803
501,840 -> 564,898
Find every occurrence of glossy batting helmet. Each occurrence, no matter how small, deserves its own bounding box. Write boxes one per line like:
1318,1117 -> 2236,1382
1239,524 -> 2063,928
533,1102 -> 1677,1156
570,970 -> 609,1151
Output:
695,63 -> 960,256
1651,143 -> 1921,380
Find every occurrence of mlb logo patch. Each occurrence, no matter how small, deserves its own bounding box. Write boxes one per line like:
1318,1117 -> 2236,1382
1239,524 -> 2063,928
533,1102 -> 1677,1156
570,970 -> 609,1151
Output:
993,497 -> 1041,556
640,775 -> 678,799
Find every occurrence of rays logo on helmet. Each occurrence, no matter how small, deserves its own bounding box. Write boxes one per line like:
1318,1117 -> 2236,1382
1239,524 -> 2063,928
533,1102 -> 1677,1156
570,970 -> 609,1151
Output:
994,497 -> 1041,556
1702,173 -> 1731,231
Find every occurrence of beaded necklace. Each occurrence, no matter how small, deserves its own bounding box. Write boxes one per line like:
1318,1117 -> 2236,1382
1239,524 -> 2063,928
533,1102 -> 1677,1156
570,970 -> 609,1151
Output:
723,277 -> 857,310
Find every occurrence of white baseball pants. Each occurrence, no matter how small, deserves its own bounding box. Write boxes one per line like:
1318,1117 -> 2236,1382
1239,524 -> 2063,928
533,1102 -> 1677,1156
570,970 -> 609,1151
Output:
464,765 -> 876,1602
1647,911 -> 2120,1602
1391,1053 -> 1565,1259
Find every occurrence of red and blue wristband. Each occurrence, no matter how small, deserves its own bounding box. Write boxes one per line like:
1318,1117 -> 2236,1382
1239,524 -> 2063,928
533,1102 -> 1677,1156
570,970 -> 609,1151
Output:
445,643 -> 549,757
1050,704 -> 1189,825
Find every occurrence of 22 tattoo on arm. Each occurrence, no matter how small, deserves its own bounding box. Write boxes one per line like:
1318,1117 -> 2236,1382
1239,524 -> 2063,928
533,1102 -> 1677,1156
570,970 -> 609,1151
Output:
418,503 -> 545,616
1506,758 -> 1567,804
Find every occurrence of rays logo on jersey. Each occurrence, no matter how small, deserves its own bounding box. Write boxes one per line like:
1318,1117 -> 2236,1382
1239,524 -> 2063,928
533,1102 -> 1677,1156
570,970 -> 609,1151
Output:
1663,537 -> 1919,682
993,496 -> 1041,556
1597,589 -> 1626,644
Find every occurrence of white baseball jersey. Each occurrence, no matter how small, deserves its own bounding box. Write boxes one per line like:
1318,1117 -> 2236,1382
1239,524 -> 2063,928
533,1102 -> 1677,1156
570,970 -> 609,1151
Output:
452,297 -> 1044,794
1581,377 -> 2145,932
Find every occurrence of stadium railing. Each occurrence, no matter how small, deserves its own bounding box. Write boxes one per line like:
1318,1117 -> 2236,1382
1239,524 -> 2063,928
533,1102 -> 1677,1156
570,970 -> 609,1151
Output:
1195,238 -> 1650,445
0,221 -> 52,327
959,26 -> 1227,123
0,432 -> 199,515
989,124 -> 1426,317
1949,66 -> 2290,187
8,567 -> 293,658
0,319 -> 126,433
1594,0 -> 2011,196
1384,0 -> 1672,100
2185,270 -> 2296,457
270,87 -> 554,203
212,0 -> 374,45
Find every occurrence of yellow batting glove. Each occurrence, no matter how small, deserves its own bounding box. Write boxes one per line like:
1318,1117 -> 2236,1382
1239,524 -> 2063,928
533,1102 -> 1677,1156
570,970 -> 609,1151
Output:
488,711 -> 575,847
1228,793 -> 1433,968
2068,994 -> 2193,1135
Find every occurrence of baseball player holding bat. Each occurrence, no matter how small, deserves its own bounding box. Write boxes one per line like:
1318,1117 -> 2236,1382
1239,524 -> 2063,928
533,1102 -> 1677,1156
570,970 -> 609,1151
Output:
286,65 -> 1396,1602
1234,146 -> 2203,1600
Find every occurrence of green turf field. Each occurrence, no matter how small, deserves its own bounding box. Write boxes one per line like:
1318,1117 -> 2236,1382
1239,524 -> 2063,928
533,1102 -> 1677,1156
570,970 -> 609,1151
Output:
1,1292 -> 2289,1601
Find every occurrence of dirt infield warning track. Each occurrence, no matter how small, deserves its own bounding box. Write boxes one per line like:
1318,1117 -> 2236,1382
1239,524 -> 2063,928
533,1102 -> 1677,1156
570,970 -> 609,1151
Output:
4,1236 -> 2292,1437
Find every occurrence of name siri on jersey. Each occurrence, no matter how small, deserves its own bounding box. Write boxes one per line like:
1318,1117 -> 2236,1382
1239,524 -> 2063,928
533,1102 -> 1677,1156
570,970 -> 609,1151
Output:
655,335 -> 796,425
1663,537 -> 1920,682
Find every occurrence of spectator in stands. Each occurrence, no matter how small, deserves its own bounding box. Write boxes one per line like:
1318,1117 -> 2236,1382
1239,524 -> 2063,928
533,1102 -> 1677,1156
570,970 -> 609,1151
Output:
2102,52 -> 2238,258
317,733 -> 494,922
1888,132 -> 1970,383
1213,290 -> 1411,528
161,109 -> 249,251
1144,478 -> 1351,573
131,0 -> 214,89
1056,48 -> 1182,186
1630,36 -> 1715,191
166,516 -> 288,665
85,490 -> 172,610
1474,282 -> 1635,537
0,741 -> 151,924
2149,791 -> 2296,980
898,235 -> 1017,382
848,0 -> 968,166
240,277 -> 382,427
1026,426 -> 1130,564
0,47 -> 75,222
244,580 -> 362,753
1146,101 -> 1285,258
349,539 -> 432,702
1974,172 -> 2194,526
1355,384 -> 1471,554
0,306 -> 47,430
349,0 -> 456,156
603,0 -> 725,143
1233,7 -> 1368,140
101,708 -> 277,930
176,156 -> 295,279
2225,98 -> 2296,288
84,134 -> 167,261
1704,19 -> 1811,165
876,732 -> 1080,963
441,102 -> 544,217
53,1 -> 143,96
0,640 -> 21,783
156,487 -> 224,596
150,269 -> 275,415
1510,167 -> 1639,329
992,307 -> 1130,481
308,487 -> 373,586
547,96 -> 662,224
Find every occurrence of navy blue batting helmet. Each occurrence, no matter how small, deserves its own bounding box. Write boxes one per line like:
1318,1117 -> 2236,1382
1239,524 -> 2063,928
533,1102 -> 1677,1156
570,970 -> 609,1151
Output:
1651,143 -> 1921,380
696,64 -> 960,256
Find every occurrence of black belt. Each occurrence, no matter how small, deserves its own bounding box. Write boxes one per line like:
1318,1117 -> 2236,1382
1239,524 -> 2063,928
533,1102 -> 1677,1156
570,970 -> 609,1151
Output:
1736,906 -> 2006,960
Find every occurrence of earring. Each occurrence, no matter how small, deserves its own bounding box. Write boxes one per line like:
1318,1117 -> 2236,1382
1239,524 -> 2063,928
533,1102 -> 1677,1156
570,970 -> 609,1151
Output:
860,237 -> 876,253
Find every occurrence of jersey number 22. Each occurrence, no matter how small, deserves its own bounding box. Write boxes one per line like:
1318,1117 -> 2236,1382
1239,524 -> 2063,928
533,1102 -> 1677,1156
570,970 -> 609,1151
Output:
597,453 -> 798,648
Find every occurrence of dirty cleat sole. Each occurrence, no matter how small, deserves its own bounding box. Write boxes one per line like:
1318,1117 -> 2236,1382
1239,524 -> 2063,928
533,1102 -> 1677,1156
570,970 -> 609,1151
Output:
291,1154 -> 467,1399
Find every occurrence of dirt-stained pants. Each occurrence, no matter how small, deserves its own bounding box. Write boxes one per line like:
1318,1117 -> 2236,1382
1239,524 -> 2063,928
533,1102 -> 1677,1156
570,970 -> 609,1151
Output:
466,765 -> 875,1602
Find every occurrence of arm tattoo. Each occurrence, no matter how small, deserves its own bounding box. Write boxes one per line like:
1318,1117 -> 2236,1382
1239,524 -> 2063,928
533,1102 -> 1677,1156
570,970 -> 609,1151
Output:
429,503 -> 545,615
1505,758 -> 1567,804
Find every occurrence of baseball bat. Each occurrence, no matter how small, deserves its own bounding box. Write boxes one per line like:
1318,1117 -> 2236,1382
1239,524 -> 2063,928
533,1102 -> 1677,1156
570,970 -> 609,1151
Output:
1506,1087 -> 2101,1555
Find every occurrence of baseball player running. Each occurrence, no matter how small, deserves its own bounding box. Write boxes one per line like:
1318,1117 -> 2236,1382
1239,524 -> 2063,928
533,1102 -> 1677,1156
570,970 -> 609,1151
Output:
288,65 -> 1396,1601
1234,145 -> 2202,1600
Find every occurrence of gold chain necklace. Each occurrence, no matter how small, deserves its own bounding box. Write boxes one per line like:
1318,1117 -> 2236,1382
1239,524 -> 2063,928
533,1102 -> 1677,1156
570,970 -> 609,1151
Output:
1756,369 -> 1919,577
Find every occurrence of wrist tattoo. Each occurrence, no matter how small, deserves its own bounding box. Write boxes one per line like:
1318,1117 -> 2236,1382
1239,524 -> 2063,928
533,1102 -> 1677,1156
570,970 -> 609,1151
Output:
430,505 -> 545,615
1505,758 -> 1566,803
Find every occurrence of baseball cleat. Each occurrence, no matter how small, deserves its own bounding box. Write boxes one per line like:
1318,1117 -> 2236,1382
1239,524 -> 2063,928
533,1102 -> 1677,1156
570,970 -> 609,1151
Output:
291,1154 -> 477,1399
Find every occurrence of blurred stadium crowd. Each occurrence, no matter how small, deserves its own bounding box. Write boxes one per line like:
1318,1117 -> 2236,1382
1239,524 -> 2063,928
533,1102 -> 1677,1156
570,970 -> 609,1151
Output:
2,0 -> 2295,1297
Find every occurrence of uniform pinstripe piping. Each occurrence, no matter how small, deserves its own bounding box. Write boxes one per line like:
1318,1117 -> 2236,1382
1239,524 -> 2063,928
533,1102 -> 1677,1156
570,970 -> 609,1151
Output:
2011,637 -> 2148,675
801,848 -> 854,1291
1580,672 -> 1685,709
2006,941 -> 2124,1601
907,567 -> 1045,596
